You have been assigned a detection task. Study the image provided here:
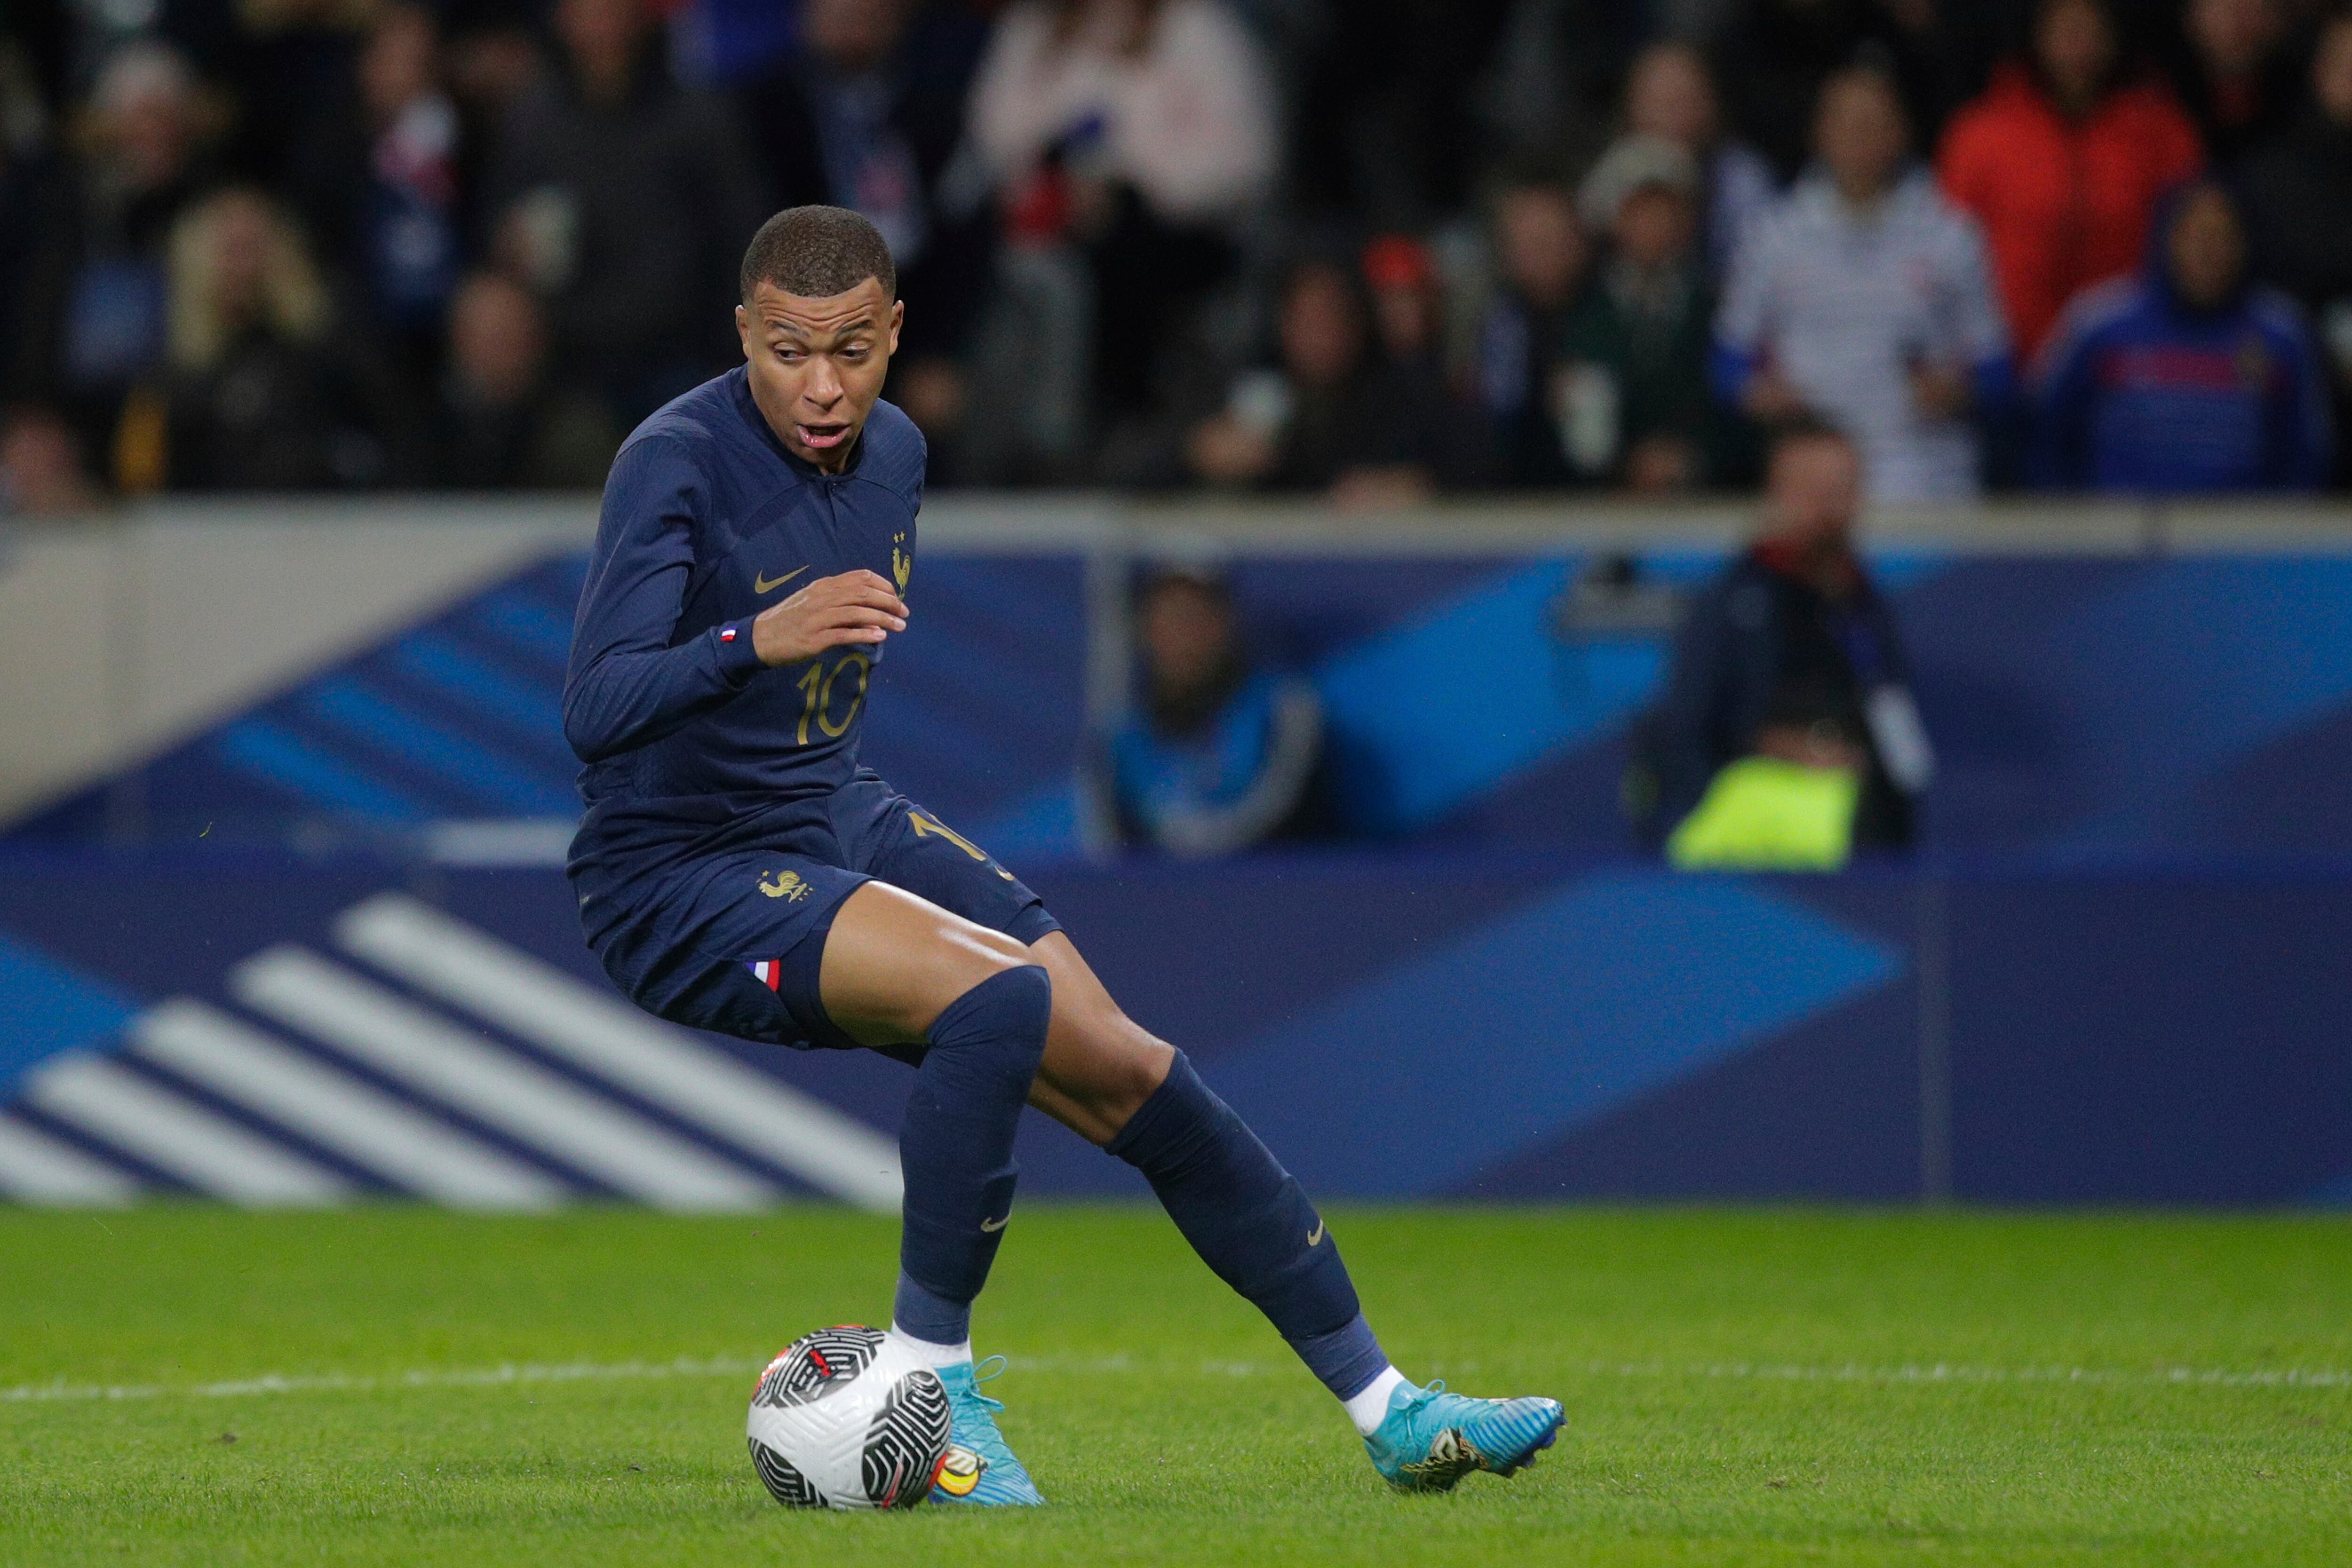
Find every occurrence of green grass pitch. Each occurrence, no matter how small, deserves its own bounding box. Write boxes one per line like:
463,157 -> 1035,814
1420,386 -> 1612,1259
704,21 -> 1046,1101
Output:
2,1205 -> 2346,1566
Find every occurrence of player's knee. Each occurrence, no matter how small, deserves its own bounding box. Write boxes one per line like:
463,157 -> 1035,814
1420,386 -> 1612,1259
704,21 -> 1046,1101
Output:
938,960 -> 1051,1038
925,963 -> 1053,1083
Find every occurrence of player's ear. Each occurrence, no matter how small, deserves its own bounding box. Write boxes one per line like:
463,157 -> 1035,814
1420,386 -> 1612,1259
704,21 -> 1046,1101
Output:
886,299 -> 904,357
734,303 -> 753,358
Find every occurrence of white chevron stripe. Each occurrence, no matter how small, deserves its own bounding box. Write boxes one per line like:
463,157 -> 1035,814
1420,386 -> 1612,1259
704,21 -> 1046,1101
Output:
132,1000 -> 567,1212
0,1116 -> 140,1205
337,895 -> 902,1211
22,1054 -> 349,1206
230,948 -> 776,1212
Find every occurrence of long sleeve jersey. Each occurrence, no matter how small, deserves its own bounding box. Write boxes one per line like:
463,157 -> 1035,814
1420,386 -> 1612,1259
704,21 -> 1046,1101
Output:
564,368 -> 925,897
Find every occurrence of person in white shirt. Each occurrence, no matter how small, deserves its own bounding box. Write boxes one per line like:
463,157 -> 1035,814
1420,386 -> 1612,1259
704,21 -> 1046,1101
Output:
966,0 -> 1279,433
969,0 -> 1277,227
1713,65 -> 2012,504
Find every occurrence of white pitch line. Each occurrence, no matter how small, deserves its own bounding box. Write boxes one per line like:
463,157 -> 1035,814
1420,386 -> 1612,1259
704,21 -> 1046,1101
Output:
230,948 -> 776,1212
0,1116 -> 139,1206
132,1000 -> 567,1212
334,894 -> 902,1211
20,1055 -> 349,1207
6,1355 -> 2347,1408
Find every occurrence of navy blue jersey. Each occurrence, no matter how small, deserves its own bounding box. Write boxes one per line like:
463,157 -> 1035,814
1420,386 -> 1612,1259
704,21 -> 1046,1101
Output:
565,368 -> 924,909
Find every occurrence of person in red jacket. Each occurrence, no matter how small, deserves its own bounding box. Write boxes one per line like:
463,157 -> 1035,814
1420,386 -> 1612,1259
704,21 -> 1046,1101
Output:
1938,0 -> 2203,359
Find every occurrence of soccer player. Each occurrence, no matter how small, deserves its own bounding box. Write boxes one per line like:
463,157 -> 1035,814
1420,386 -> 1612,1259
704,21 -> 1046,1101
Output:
564,206 -> 1562,1504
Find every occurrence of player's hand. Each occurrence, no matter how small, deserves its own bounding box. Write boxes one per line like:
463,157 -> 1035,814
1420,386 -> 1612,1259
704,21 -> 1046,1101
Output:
751,570 -> 906,667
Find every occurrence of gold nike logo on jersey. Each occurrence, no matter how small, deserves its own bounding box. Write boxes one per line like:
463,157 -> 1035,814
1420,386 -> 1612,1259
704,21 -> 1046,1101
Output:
1306,1220 -> 1326,1247
980,1215 -> 1008,1233
754,565 -> 808,594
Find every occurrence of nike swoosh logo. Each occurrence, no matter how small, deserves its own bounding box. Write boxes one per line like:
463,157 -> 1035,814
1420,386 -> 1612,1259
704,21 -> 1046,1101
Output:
754,566 -> 808,594
1306,1220 -> 1325,1247
980,1215 -> 1008,1233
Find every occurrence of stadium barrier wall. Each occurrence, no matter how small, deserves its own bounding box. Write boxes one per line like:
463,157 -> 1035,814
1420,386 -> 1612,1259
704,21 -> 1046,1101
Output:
1,853 -> 2347,1207
3,495 -> 2350,1208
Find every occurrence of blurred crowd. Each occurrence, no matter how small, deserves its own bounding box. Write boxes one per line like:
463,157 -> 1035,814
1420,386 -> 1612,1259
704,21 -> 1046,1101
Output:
5,0 -> 2352,514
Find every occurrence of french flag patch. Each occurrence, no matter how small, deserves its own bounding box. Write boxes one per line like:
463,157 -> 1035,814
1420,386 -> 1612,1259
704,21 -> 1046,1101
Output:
748,959 -> 782,991
719,625 -> 739,642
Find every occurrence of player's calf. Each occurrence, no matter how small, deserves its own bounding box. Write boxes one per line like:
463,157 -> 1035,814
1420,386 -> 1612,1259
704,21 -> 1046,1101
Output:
891,962 -> 1050,1353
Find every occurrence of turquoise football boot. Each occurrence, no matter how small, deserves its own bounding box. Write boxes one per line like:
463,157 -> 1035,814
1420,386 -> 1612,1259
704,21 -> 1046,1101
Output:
1364,1379 -> 1564,1493
928,1356 -> 1045,1506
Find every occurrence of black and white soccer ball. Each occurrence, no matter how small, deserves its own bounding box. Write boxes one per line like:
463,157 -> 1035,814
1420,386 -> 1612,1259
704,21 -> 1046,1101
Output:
746,1326 -> 963,1510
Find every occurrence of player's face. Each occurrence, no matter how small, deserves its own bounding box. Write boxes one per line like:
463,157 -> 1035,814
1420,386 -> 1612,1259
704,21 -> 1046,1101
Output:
736,277 -> 904,471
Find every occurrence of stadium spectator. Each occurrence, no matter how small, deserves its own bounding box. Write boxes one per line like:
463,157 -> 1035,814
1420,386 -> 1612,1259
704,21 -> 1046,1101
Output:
1714,65 -> 2010,502
1709,0 -> 1950,183
1559,135 -> 1740,493
0,404 -> 102,517
1621,40 -> 1779,284
967,0 -> 1278,427
432,271 -> 616,489
350,5 -> 461,348
2241,7 -> 2352,478
1361,232 -> 1446,370
2032,178 -> 2330,491
1184,256 -> 1488,504
15,41 -> 217,479
2169,0 -> 2305,162
485,0 -> 766,429
158,186 -> 420,490
733,0 -> 995,445
1478,0 -> 1655,188
1938,0 -> 2204,360
1091,564 -> 1330,858
1474,171 -> 1592,487
1631,419 -> 1930,863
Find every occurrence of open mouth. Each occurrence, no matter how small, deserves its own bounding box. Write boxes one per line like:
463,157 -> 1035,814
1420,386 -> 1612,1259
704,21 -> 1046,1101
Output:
797,422 -> 852,451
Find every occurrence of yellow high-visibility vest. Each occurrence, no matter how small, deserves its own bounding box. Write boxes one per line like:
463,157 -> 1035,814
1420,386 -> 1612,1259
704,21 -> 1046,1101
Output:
1666,756 -> 1860,872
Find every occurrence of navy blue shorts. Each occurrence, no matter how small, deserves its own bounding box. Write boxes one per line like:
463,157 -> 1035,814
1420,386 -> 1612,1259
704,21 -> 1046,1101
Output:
586,771 -> 1059,1052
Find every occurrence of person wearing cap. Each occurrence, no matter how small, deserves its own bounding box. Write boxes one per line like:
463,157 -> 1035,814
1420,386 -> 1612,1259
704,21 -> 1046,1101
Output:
1554,134 -> 1746,493
1089,565 -> 1332,858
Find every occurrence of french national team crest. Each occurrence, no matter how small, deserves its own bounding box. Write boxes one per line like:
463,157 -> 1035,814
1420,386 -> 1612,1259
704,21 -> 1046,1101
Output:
759,870 -> 810,902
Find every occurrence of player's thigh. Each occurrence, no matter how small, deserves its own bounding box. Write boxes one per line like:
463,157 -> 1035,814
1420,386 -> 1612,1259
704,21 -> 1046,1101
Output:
836,776 -> 1059,945
1024,930 -> 1176,1147
590,851 -> 867,1052
818,880 -> 1034,1049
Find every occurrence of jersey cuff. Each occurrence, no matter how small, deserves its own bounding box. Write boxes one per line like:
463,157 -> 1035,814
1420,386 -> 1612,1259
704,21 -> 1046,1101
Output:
713,621 -> 766,684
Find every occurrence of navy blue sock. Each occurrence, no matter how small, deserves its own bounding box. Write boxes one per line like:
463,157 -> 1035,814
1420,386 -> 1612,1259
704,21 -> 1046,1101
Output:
893,965 -> 1052,1345
1107,1051 -> 1389,1401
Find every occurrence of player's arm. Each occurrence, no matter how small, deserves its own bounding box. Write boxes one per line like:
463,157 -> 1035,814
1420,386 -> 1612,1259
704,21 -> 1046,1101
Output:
563,438 -> 907,764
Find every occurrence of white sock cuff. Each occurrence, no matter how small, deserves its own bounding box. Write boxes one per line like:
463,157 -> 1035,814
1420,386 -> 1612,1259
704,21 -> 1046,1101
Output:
1343,1365 -> 1409,1436
887,1324 -> 974,1369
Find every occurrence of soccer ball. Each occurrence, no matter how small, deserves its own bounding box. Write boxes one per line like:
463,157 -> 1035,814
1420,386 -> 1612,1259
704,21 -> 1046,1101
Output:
745,1325 -> 973,1510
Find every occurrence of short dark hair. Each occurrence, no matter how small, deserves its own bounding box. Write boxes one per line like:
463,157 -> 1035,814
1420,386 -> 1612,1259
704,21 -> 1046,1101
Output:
739,206 -> 897,304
